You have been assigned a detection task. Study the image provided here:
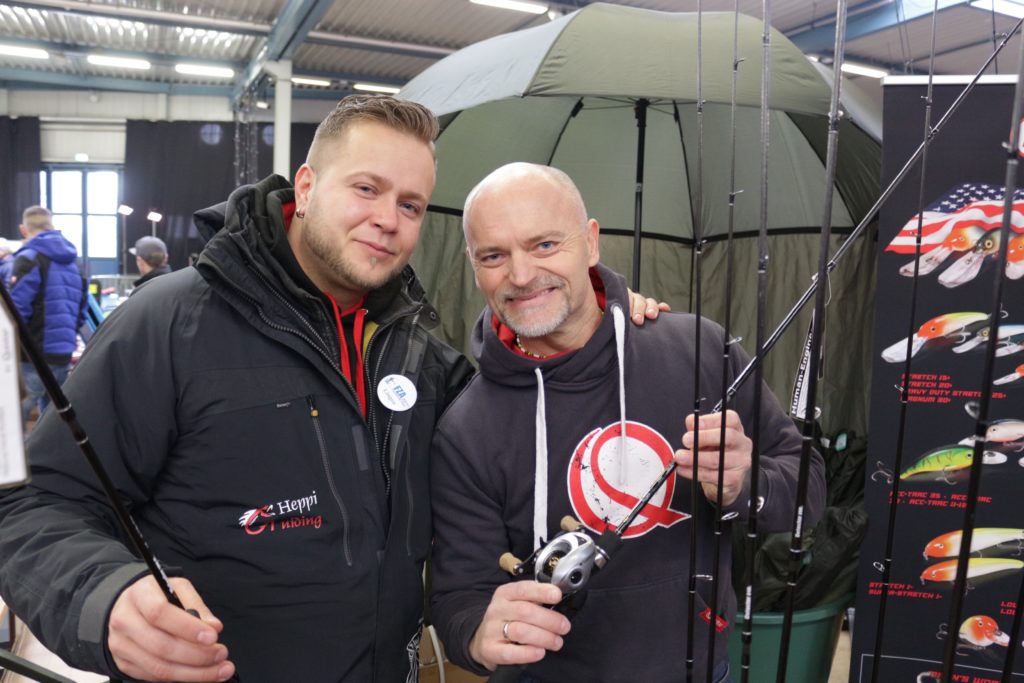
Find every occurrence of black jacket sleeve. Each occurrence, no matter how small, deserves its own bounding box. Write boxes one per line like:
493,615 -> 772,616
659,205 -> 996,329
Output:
0,282 -> 181,675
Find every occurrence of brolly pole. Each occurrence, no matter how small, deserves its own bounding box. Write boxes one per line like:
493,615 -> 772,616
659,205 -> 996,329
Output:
631,98 -> 650,291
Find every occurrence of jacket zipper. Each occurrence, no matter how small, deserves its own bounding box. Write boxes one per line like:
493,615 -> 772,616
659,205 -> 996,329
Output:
366,325 -> 396,495
307,396 -> 353,566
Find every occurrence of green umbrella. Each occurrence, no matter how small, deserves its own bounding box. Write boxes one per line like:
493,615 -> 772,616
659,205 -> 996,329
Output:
402,2 -> 879,245
402,3 -> 881,435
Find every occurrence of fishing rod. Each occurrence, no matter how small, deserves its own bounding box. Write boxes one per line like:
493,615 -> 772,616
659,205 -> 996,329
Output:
868,2 -> 941,681
686,3 -> 706,682
0,288 -> 241,683
715,14 -> 1024,416
719,3 -> 759,681
942,28 -> 1024,683
774,2 -> 847,681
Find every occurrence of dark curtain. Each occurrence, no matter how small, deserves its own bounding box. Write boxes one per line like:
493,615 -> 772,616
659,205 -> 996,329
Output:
257,122 -> 318,180
124,121 -> 237,272
0,117 -> 42,239
123,121 -> 318,273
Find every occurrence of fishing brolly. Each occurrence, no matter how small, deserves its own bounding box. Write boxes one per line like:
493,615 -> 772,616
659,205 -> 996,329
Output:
402,3 -> 881,435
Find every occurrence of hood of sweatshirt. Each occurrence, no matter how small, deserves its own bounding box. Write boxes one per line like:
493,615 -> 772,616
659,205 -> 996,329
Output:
471,262 -> 632,550
19,230 -> 79,264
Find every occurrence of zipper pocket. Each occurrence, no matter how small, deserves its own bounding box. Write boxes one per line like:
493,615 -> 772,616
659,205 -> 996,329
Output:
307,396 -> 353,566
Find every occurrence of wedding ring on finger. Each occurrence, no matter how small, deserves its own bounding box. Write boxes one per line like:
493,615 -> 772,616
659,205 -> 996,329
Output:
502,621 -> 512,641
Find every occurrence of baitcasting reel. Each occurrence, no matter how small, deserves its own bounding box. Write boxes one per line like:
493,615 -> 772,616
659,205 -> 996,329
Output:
499,516 -> 617,596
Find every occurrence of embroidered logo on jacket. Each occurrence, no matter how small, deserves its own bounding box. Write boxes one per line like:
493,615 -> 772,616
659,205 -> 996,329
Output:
237,490 -> 322,536
567,421 -> 690,538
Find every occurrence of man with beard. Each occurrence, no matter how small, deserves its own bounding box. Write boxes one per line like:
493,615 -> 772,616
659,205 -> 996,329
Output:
0,98 -> 663,683
429,163 -> 824,683
0,96 -> 470,683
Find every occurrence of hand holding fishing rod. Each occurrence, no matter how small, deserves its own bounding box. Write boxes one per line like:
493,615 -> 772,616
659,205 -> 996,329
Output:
484,517 -> 623,683
0,285 -> 239,683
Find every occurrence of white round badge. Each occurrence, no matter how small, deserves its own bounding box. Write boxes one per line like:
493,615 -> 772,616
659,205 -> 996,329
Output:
377,374 -> 418,412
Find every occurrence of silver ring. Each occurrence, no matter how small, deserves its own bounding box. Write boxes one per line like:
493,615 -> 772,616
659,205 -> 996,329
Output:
502,621 -> 512,641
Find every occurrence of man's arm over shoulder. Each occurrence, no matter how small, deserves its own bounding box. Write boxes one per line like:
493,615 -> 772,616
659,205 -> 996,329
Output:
0,284 -> 185,675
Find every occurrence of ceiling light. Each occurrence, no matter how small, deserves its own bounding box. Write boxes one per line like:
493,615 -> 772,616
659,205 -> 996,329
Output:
146,211 -> 163,223
469,0 -> 549,15
175,63 -> 234,78
0,44 -> 49,60
970,0 -> 1024,18
291,76 -> 332,87
74,153 -> 89,162
255,100 -> 270,109
87,54 -> 151,70
353,82 -> 400,94
117,205 -> 134,216
841,62 -> 888,79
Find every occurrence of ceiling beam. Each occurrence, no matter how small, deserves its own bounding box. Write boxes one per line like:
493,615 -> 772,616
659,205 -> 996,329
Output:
0,35 -> 242,69
0,65 -> 352,100
6,0 -> 268,36
232,0 -> 335,105
789,0 -> 970,54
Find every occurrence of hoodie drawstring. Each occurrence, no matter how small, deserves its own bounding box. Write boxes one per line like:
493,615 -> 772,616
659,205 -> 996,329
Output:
533,366 -> 548,551
532,304 -> 629,550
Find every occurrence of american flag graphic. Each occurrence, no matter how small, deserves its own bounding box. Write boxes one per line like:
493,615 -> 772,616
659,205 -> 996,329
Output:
886,183 -> 1024,254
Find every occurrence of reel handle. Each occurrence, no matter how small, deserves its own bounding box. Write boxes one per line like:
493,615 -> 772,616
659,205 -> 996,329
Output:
499,552 -> 522,576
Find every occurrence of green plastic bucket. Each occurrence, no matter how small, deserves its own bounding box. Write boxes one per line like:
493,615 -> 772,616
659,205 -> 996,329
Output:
726,594 -> 852,683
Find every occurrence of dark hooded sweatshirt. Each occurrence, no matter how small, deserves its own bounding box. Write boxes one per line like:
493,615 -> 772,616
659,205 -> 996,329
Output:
430,264 -> 824,683
0,175 -> 474,682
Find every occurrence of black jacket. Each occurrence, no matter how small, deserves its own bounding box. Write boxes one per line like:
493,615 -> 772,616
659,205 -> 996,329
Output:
430,265 -> 824,683
0,175 -> 474,682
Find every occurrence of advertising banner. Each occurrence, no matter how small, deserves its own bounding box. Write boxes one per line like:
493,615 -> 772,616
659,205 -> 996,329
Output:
849,78 -> 1024,683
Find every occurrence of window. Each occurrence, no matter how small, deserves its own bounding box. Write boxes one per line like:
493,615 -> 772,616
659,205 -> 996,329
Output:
39,166 -> 123,272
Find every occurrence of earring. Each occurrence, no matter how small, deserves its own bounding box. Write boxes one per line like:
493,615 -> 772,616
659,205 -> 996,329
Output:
295,208 -> 305,219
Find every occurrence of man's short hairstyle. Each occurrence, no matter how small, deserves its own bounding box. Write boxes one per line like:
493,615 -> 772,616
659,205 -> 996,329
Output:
307,94 -> 438,168
21,206 -> 53,233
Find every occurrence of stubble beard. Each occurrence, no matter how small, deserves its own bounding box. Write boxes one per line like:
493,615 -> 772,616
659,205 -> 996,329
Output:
302,210 -> 406,294
496,279 -> 571,339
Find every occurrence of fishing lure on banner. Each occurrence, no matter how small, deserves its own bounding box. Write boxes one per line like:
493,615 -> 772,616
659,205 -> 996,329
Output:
898,224 -> 988,278
923,528 -> 1024,559
994,364 -> 1024,387
959,615 -> 1010,650
881,312 -> 991,363
1008,233 -> 1024,279
959,418 -> 1024,451
921,557 -> 1024,585
952,324 -> 1024,357
899,444 -> 1006,483
937,228 -> 1002,288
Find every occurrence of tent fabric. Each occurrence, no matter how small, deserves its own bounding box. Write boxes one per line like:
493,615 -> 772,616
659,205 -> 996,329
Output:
414,226 -> 878,437
405,3 -> 882,437
402,6 -> 835,118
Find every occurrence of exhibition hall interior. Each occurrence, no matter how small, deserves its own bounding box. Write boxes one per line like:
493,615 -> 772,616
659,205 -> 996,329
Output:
1,1 -> 1023,682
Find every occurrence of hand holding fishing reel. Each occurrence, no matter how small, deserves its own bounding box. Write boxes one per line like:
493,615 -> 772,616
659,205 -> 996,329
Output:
499,517 -> 615,597
488,517 -> 624,683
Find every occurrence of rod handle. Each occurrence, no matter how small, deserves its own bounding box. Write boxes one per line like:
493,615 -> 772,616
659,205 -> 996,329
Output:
498,553 -> 521,575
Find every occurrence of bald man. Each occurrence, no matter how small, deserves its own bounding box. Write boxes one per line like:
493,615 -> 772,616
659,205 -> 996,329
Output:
429,163 -> 825,683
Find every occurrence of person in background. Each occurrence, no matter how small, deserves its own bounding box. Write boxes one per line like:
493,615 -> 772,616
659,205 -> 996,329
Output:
429,163 -> 826,683
0,98 -> 663,683
130,235 -> 172,288
9,206 -> 86,425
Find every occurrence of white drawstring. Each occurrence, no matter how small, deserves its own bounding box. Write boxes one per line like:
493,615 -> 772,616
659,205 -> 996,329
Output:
612,305 -> 628,486
533,366 -> 548,551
